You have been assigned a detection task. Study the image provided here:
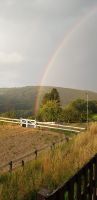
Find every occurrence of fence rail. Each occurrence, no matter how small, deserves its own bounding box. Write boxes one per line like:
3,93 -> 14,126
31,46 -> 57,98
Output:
0,136 -> 68,173
37,154 -> 97,200
0,117 -> 86,133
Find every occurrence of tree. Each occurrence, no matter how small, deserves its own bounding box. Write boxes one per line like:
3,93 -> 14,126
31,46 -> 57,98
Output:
42,93 -> 51,105
37,100 -> 62,122
63,99 -> 97,123
70,99 -> 86,113
50,88 -> 60,104
88,101 -> 97,114
42,88 -> 60,105
63,105 -> 80,123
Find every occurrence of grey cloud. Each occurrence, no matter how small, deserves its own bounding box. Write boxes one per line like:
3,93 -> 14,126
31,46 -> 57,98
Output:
0,0 -> 97,91
0,0 -> 96,22
43,11 -> 97,91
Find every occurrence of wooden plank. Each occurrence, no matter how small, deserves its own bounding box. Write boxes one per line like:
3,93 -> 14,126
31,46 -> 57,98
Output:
56,187 -> 65,200
89,162 -> 93,200
77,173 -> 82,200
94,155 -> 97,199
82,168 -> 88,200
68,179 -> 74,200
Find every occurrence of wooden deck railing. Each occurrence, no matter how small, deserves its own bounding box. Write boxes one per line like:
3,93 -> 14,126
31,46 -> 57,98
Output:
37,154 -> 97,200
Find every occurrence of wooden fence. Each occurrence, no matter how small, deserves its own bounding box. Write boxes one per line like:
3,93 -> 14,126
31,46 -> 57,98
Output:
37,154 -> 97,200
0,136 -> 68,173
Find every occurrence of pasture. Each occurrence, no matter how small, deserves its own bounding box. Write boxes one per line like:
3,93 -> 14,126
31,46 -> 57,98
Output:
0,124 -> 65,168
0,123 -> 96,200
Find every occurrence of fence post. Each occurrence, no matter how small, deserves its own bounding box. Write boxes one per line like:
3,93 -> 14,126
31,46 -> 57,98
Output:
22,160 -> 25,170
65,137 -> 69,142
26,119 -> 28,128
51,142 -> 55,151
20,118 -> 22,126
34,120 -> 37,128
9,161 -> 13,172
35,149 -> 38,159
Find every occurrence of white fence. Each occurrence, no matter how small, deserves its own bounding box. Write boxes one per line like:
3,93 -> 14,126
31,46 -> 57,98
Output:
20,118 -> 36,128
0,117 -> 86,133
0,117 -> 20,124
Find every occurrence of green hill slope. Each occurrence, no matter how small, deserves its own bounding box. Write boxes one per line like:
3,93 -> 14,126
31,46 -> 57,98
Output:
0,86 -> 97,114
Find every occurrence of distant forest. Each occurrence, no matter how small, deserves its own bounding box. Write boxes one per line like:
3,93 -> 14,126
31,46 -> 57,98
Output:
0,86 -> 97,121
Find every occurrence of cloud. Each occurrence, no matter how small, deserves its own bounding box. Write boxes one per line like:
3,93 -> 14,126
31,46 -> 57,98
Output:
0,0 -> 96,22
0,52 -> 24,64
0,0 -> 96,90
7,0 -> 16,6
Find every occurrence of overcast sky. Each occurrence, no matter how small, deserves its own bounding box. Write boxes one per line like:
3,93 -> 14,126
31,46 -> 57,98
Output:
0,0 -> 97,91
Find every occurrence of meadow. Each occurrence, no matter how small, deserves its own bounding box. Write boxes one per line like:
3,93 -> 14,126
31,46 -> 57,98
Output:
0,123 -> 97,199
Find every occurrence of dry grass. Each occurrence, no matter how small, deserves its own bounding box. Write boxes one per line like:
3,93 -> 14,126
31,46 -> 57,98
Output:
0,124 -> 65,166
0,123 -> 97,200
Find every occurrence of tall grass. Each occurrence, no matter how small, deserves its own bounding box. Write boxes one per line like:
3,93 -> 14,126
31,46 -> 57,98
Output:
0,123 -> 97,200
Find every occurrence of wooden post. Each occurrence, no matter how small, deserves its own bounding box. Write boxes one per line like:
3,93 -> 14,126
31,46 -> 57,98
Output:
65,137 -> 69,142
51,142 -> 55,151
52,142 -> 55,148
22,160 -> 25,170
9,161 -> 13,172
35,149 -> 38,159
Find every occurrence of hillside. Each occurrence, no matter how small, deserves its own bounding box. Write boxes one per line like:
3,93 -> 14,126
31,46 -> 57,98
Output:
0,86 -> 97,115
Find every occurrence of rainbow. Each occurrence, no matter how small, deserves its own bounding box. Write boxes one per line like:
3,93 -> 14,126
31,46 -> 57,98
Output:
35,3 -> 97,113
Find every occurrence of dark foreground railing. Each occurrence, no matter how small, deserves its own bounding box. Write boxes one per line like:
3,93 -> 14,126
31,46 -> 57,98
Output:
37,154 -> 97,200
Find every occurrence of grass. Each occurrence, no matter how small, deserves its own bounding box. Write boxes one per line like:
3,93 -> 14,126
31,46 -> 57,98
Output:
38,127 -> 77,137
0,124 -> 66,167
0,123 -> 97,199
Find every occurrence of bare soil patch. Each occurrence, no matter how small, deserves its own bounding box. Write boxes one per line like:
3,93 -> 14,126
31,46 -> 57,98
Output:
0,124 -> 65,165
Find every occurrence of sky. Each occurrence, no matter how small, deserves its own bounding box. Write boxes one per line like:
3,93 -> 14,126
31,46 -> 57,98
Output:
0,0 -> 97,91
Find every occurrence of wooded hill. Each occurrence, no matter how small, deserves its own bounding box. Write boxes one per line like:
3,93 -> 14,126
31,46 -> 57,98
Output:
0,86 -> 97,115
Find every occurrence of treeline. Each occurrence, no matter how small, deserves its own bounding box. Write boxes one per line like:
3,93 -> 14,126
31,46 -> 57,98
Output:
37,88 -> 97,123
1,88 -> 97,122
0,110 -> 33,119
